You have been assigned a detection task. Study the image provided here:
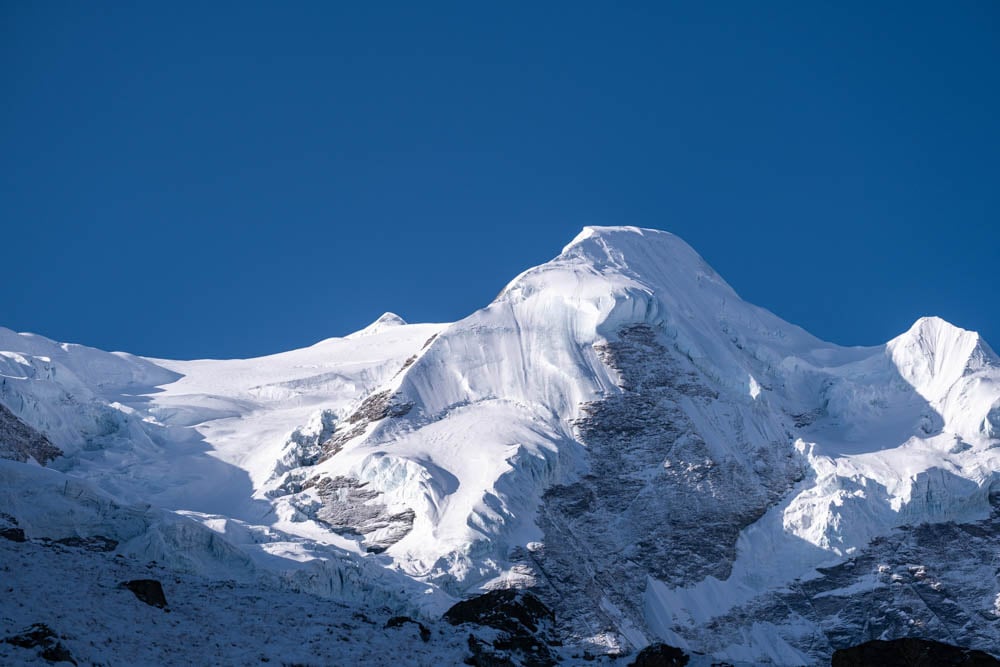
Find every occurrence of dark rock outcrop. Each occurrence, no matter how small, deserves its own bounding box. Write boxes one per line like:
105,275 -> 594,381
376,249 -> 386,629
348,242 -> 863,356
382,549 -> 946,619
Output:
0,526 -> 25,542
123,579 -> 168,609
52,535 -> 118,552
628,642 -> 690,667
0,512 -> 25,542
385,616 -> 431,642
832,638 -> 1000,666
3,623 -> 76,664
444,589 -> 558,667
0,401 -> 62,466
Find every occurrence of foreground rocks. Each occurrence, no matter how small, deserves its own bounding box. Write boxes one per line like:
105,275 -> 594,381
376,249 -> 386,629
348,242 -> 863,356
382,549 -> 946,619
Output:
1,535 -> 473,665
444,589 -> 559,667
3,623 -> 76,664
385,616 -> 432,643
628,642 -> 690,666
832,638 -> 1000,666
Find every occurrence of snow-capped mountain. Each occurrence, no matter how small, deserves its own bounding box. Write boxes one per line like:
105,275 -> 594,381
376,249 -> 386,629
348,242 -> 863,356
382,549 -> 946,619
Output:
2,226 -> 998,665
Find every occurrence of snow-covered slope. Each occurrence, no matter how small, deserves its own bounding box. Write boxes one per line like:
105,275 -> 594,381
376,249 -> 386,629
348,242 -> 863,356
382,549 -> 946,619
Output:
2,226 -> 998,665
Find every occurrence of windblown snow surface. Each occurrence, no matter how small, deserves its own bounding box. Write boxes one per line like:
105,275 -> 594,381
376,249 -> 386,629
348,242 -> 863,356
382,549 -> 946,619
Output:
2,226 -> 999,665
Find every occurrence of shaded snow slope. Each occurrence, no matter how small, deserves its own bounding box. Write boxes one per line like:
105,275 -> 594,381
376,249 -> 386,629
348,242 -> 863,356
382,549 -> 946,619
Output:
0,522 -> 471,666
2,226 -> 999,665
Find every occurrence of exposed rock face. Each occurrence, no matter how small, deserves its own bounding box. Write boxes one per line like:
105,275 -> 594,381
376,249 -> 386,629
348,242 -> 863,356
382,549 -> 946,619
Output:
307,475 -> 415,553
268,388 -> 419,552
679,510 -> 1000,663
319,390 -> 413,463
272,409 -> 337,476
0,401 -> 62,466
530,325 -> 803,652
262,377 -> 422,551
832,638 -> 1000,666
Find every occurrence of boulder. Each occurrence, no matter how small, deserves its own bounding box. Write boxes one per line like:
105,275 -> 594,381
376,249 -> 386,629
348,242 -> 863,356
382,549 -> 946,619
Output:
123,579 -> 168,609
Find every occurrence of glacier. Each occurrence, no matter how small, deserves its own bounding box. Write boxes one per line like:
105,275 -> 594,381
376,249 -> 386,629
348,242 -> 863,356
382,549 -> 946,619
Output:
1,226 -> 998,665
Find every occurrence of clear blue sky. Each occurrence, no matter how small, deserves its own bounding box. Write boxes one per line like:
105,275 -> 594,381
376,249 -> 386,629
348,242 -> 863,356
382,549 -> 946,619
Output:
3,2 -> 997,359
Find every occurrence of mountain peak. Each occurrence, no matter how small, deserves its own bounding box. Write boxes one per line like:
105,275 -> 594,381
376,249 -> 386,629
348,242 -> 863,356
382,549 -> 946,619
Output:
887,315 -> 995,400
560,225 -> 681,259
555,226 -> 722,284
561,225 -> 654,251
3,226 -> 1000,665
348,312 -> 408,338
908,315 -> 970,336
896,315 -> 987,357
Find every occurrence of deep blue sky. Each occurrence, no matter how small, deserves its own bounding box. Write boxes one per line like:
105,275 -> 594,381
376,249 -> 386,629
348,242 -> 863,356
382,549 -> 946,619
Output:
3,2 -> 997,359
